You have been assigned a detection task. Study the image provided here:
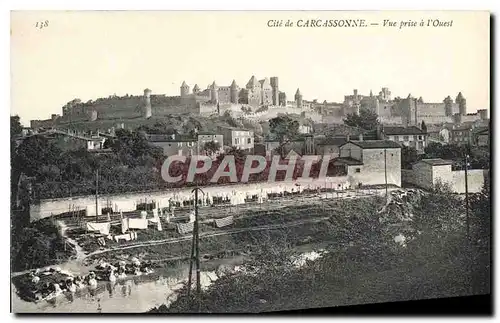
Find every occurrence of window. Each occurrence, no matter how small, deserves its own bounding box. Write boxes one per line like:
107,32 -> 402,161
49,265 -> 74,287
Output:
394,135 -> 399,141
355,168 -> 361,173
403,135 -> 409,141
418,135 -> 423,140
235,138 -> 240,145
247,138 -> 252,144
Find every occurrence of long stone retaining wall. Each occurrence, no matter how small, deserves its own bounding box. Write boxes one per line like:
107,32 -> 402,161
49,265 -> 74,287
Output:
30,177 -> 354,222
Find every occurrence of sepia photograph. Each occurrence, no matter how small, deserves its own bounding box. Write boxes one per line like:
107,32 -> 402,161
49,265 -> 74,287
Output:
9,9 -> 491,314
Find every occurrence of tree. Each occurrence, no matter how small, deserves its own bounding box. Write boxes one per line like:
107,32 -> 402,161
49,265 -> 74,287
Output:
343,107 -> 380,131
269,116 -> 300,158
111,129 -> 163,167
11,115 -> 23,136
469,177 -> 490,242
14,135 -> 63,178
421,120 -> 427,133
221,110 -> 241,128
203,141 -> 221,155
221,147 -> 247,164
401,145 -> 419,169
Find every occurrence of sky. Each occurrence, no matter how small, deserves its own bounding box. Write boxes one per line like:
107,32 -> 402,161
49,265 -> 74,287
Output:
11,11 -> 490,125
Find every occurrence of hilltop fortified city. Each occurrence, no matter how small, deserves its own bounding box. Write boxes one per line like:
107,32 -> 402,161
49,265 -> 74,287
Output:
11,10 -> 491,315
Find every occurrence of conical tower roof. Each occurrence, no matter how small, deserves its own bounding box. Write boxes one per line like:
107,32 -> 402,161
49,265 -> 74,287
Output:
295,88 -> 301,96
193,84 -> 200,92
230,79 -> 238,88
181,81 -> 189,88
246,75 -> 258,88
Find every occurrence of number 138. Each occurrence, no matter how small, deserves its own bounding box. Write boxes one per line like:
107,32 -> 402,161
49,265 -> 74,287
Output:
35,20 -> 49,29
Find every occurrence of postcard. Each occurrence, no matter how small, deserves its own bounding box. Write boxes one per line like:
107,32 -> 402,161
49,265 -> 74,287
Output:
10,10 -> 491,314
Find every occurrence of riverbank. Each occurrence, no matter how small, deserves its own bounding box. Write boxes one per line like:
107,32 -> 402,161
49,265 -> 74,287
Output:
11,241 -> 330,313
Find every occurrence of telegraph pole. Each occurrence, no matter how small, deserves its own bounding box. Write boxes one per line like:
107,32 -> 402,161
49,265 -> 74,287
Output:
384,148 -> 388,203
95,168 -> 99,223
187,212 -> 196,298
465,152 -> 470,240
187,185 -> 204,310
194,188 -> 201,301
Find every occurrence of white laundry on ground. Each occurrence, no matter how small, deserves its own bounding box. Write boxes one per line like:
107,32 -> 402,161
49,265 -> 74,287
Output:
121,217 -> 129,234
208,195 -> 214,206
86,222 -> 111,235
128,218 -> 148,230
114,232 -> 138,243
189,211 -> 195,223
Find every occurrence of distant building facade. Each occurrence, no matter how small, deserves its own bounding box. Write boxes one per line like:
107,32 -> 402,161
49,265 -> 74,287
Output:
197,132 -> 224,156
378,126 -> 428,154
217,126 -> 255,152
338,140 -> 402,187
147,134 -> 198,157
404,158 -> 487,193
474,128 -> 490,147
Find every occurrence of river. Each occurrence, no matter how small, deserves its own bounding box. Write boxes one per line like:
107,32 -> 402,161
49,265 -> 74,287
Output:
11,244 -> 328,313
11,255 -> 247,313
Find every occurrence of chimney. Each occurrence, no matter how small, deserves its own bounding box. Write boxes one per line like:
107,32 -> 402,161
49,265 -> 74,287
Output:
359,133 -> 363,141
346,134 -> 351,142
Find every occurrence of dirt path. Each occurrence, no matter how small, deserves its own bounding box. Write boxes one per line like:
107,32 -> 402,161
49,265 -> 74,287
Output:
59,221 -> 86,261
